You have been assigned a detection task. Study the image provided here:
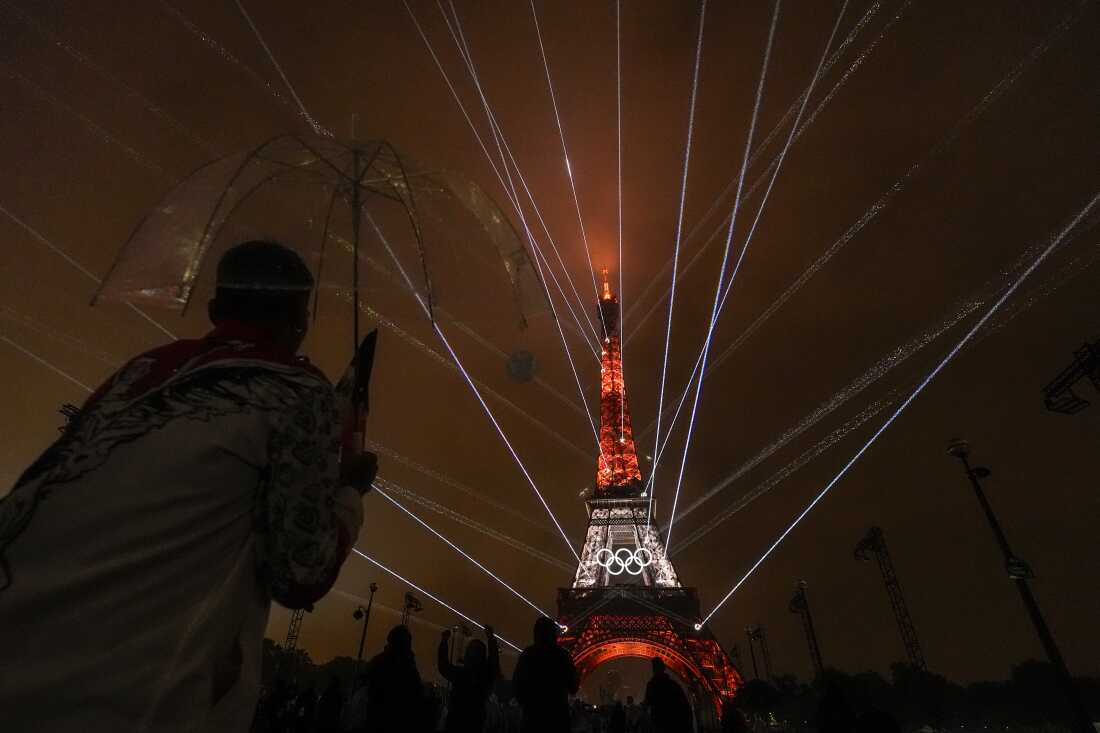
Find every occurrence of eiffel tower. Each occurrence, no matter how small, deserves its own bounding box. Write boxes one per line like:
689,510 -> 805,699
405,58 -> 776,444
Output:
557,270 -> 742,721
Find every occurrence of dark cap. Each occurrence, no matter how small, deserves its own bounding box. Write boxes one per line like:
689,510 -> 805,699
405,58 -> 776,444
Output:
215,240 -> 314,292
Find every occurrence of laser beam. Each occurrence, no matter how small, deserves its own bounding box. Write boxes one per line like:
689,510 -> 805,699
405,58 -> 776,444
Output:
635,0 -> 1090,481
436,0 -> 607,463
352,548 -> 522,652
441,0 -> 604,353
623,0 -> 891,338
663,0 -> 798,548
374,483 -> 552,619
528,236 -> 608,457
616,0 -> 626,440
368,213 -> 580,562
333,289 -> 589,461
0,203 -> 175,341
699,189 -> 1100,627
1,335 -> 93,393
232,0 -> 324,136
529,0 -> 606,332
377,477 -> 575,573
675,210 -> 1100,552
406,0 -> 601,349
1,0 -> 218,156
1,306 -> 120,368
435,1 -> 606,461
631,0 -> 1086,353
648,0 -> 708,527
369,443 -> 558,537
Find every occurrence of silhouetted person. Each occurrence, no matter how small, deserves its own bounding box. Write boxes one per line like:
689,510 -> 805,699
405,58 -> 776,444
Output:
625,695 -> 642,732
643,658 -> 692,733
512,617 -> 579,732
365,624 -> 426,732
854,708 -> 900,733
253,679 -> 294,732
609,701 -> 627,733
438,624 -> 500,732
815,684 -> 857,733
506,697 -> 523,733
314,676 -> 344,733
341,673 -> 370,731
719,698 -> 751,733
268,679 -> 298,733
292,687 -> 316,733
0,241 -> 375,731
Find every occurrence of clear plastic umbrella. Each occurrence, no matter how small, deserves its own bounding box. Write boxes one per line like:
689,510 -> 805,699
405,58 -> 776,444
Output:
93,132 -> 547,353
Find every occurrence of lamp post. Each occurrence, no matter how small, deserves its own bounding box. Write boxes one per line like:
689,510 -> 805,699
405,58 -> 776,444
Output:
947,440 -> 1093,733
449,624 -> 459,665
353,582 -> 378,670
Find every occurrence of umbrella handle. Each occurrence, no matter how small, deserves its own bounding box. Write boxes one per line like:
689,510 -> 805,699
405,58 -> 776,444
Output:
340,406 -> 367,486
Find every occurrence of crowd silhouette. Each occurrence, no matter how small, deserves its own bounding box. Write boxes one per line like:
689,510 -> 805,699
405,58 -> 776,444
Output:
249,615 -> 913,733
252,614 -> 1100,733
4,242 -> 1096,733
250,616 -> 734,733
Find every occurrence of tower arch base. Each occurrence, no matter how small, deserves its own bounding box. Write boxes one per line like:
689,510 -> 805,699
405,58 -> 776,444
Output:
558,587 -> 743,725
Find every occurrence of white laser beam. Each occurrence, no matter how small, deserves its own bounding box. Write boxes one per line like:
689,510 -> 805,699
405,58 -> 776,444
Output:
648,0 -> 709,527
367,214 -> 580,562
374,484 -> 552,619
699,189 -> 1100,626
352,548 -> 522,652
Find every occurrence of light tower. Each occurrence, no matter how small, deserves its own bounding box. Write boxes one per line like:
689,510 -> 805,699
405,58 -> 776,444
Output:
854,526 -> 926,671
557,270 -> 741,719
788,581 -> 824,679
284,609 -> 306,652
744,624 -> 772,681
947,440 -> 1093,733
1041,339 -> 1100,413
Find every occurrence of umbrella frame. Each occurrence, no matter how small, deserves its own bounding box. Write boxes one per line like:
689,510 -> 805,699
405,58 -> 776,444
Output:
94,133 -> 436,354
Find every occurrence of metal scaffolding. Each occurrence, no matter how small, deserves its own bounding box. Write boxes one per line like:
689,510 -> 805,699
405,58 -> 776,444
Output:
854,526 -> 926,671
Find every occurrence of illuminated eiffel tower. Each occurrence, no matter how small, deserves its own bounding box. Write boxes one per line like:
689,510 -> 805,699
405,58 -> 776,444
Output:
557,270 -> 742,722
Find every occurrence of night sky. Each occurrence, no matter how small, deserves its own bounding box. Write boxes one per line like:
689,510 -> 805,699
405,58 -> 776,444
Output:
1,0 -> 1098,690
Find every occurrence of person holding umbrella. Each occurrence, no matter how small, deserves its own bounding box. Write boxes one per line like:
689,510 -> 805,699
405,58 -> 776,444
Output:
0,240 -> 377,732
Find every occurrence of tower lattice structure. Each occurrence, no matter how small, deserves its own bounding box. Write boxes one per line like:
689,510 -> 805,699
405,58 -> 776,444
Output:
855,526 -> 927,671
788,581 -> 825,679
558,271 -> 742,720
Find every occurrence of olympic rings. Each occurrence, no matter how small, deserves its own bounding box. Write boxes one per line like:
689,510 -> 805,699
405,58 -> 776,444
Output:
594,547 -> 654,576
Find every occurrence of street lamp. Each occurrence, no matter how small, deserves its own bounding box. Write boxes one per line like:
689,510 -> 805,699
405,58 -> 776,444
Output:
352,582 -> 379,672
448,624 -> 460,665
947,440 -> 1093,733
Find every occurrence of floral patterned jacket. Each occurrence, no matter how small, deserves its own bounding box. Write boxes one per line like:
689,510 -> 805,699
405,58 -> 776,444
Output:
0,322 -> 363,732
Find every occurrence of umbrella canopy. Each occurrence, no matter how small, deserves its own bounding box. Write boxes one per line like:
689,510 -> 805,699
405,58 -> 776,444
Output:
93,133 -> 548,347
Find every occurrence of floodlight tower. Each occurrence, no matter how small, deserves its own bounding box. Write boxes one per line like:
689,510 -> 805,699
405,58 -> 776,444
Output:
788,581 -> 824,679
745,625 -> 772,681
353,582 -> 379,667
284,609 -> 306,652
854,526 -> 926,671
1042,339 -> 1100,413
948,440 -> 1093,733
728,643 -> 742,670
